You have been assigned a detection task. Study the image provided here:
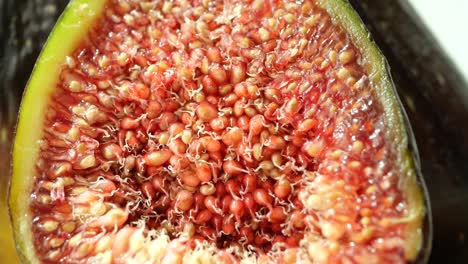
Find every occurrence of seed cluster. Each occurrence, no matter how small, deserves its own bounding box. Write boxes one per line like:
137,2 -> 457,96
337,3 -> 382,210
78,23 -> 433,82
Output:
30,0 -> 410,263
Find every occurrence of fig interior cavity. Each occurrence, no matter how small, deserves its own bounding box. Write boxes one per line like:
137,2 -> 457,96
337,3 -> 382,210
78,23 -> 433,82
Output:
10,0 -> 427,263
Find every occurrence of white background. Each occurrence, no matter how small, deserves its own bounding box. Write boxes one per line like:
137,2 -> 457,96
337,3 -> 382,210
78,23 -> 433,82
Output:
408,0 -> 468,81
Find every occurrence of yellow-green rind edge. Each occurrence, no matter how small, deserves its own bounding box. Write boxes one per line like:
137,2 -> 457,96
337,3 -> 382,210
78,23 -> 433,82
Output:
9,0 -> 108,263
317,0 -> 428,261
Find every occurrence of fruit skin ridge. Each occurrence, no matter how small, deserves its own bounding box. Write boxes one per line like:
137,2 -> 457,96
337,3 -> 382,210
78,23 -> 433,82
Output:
9,0 -> 431,263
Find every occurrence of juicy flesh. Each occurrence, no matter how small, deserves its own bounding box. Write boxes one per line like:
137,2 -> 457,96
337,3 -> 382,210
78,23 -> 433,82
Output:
30,0 -> 411,263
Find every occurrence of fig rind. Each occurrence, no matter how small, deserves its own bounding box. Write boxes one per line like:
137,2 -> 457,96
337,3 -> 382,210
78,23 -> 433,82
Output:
9,1 -> 107,263
316,0 -> 431,261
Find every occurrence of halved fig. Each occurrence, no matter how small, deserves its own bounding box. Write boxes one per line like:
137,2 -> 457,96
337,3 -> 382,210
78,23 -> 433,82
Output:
9,0 -> 431,263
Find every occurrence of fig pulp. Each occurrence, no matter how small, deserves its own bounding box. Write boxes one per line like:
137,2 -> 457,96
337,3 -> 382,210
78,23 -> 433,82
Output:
9,0 -> 430,263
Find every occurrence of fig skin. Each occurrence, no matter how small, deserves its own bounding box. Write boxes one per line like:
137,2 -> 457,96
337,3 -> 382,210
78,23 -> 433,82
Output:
318,0 -> 431,260
8,0 -> 431,263
9,1 -> 107,263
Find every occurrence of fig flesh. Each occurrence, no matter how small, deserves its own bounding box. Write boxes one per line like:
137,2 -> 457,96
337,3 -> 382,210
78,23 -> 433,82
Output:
9,0 -> 430,263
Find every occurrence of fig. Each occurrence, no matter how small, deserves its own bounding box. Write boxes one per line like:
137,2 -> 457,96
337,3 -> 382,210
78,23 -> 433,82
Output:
9,0 -> 431,263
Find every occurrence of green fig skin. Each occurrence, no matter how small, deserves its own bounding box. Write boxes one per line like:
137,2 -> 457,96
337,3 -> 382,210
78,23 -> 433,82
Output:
9,2 -> 107,263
